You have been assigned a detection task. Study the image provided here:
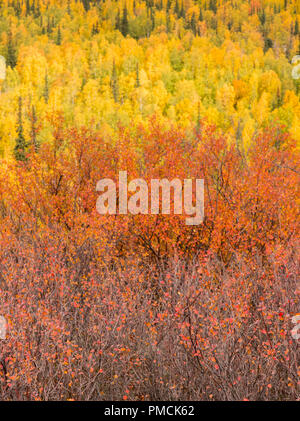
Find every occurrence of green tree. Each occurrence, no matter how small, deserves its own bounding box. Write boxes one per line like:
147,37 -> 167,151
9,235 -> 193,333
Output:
121,5 -> 129,37
82,0 -> 90,12
43,71 -> 49,103
14,97 -> 28,162
166,10 -> 171,33
115,9 -> 121,31
56,26 -> 62,45
6,29 -> 17,69
295,19 -> 299,36
190,12 -> 197,36
135,63 -> 140,88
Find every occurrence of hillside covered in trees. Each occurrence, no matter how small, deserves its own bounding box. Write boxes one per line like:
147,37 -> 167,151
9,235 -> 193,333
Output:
0,0 -> 299,402
0,0 -> 299,157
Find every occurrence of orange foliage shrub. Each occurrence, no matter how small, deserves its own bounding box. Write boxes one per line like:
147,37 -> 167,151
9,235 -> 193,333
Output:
0,117 -> 299,400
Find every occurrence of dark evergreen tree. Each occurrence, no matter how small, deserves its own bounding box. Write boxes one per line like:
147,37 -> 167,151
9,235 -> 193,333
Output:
26,0 -> 30,15
199,8 -> 203,22
294,19 -> 299,36
115,9 -> 120,31
6,29 -> 17,69
56,26 -> 62,45
15,0 -> 21,16
180,2 -> 185,19
121,5 -> 129,37
14,97 -> 28,162
150,7 -> 155,31
209,0 -> 217,14
190,12 -> 197,36
92,21 -> 100,35
166,10 -> 171,33
276,87 -> 282,108
34,0 -> 40,17
135,63 -> 140,88
259,8 -> 266,26
82,0 -> 90,12
174,0 -> 180,18
264,37 -> 273,52
43,71 -> 49,103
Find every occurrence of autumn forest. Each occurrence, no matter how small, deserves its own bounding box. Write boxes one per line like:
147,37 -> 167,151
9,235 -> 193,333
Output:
0,0 -> 299,401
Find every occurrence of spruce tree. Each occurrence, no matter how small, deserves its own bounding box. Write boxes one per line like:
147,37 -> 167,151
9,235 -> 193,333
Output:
276,87 -> 282,108
15,1 -> 21,17
82,0 -> 90,12
26,0 -> 30,16
150,7 -> 155,31
264,37 -> 273,52
56,26 -> 62,45
180,2 -> 185,19
115,9 -> 120,31
135,63 -> 140,88
175,0 -> 180,18
259,8 -> 266,26
35,0 -> 40,17
190,12 -> 197,36
121,5 -> 129,37
6,29 -> 17,69
295,19 -> 299,36
199,8 -> 203,22
43,71 -> 49,103
209,0 -> 217,14
166,10 -> 171,33
14,97 -> 28,162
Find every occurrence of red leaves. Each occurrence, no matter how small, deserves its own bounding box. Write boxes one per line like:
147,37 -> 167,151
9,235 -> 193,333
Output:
0,119 -> 299,400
